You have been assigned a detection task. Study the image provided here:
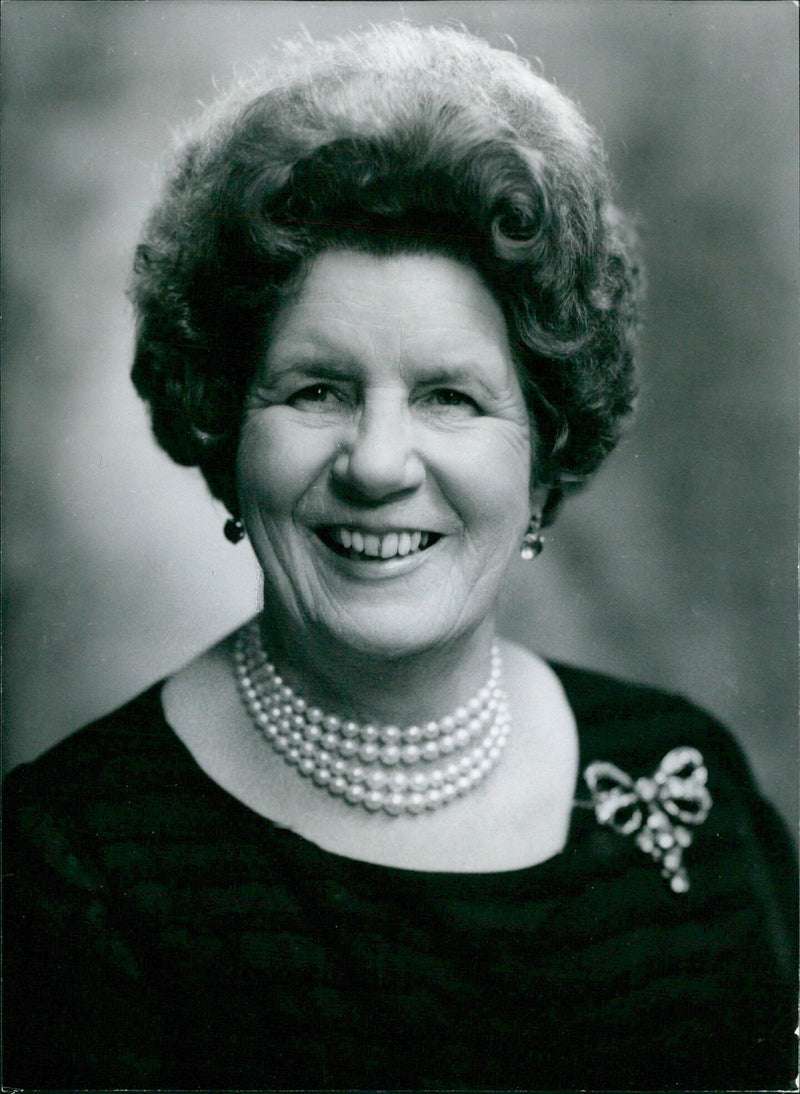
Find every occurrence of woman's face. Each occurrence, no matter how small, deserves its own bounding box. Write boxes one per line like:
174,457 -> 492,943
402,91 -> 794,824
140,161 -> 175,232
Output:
237,249 -> 537,660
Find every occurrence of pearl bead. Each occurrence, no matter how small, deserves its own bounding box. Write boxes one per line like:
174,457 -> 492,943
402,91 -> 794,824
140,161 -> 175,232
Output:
291,695 -> 307,713
380,725 -> 401,744
349,765 -> 367,784
364,790 -> 385,811
402,725 -> 422,743
380,745 -> 401,765
440,715 -> 456,733
341,720 -> 360,738
426,787 -> 442,808
359,742 -> 380,764
409,771 -> 429,791
305,725 -> 322,742
423,722 -> 440,740
422,742 -> 440,762
454,728 -> 470,748
407,793 -> 426,815
383,793 -> 405,816
401,744 -> 421,765
453,706 -> 468,726
338,740 -> 358,758
307,707 -> 323,724
344,784 -> 365,804
331,758 -> 348,776
367,769 -> 388,790
439,736 -> 455,755
313,768 -> 332,786
390,772 -> 409,791
298,758 -> 315,777
361,724 -> 380,742
287,748 -> 301,765
329,776 -> 347,796
323,714 -> 341,733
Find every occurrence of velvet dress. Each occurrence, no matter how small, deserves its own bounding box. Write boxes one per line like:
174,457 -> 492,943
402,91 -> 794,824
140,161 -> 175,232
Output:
4,663 -> 796,1090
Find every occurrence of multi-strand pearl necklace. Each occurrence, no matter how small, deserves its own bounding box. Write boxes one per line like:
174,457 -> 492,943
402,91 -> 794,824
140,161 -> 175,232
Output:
233,619 -> 511,816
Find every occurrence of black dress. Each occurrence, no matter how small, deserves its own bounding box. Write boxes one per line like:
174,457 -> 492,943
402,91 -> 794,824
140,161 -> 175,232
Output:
3,663 -> 796,1090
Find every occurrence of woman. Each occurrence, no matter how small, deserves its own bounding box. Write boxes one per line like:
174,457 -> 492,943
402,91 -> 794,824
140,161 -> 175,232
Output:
4,23 -> 795,1090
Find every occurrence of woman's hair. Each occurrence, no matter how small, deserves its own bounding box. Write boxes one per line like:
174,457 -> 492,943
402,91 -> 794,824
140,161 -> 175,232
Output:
130,23 -> 643,521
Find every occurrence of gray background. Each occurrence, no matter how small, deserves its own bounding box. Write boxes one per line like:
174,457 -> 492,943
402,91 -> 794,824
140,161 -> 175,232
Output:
3,1 -> 797,832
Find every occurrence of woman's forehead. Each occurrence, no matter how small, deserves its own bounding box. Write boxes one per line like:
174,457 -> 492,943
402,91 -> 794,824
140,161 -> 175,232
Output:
266,249 -> 512,361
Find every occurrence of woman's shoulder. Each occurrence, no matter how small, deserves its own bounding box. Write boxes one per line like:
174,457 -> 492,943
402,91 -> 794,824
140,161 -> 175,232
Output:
3,681 -> 181,828
5,626 -> 241,808
547,656 -> 748,768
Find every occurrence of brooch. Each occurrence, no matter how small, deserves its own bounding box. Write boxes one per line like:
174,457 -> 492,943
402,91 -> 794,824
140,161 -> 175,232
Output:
583,747 -> 712,893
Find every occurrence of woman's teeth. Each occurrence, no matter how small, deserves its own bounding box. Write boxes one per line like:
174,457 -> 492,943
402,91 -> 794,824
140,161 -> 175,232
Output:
321,527 -> 438,559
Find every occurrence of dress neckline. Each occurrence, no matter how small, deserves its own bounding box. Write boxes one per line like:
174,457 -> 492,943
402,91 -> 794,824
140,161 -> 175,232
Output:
151,665 -> 596,888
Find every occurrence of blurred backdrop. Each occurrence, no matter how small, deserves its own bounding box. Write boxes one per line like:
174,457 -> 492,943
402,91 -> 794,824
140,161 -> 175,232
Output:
2,1 -> 797,831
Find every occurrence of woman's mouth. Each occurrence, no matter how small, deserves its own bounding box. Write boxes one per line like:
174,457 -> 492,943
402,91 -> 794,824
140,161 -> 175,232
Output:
316,526 -> 443,561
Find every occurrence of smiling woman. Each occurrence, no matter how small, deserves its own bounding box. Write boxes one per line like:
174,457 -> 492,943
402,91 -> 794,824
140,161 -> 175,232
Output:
238,251 -> 534,664
3,21 -> 795,1092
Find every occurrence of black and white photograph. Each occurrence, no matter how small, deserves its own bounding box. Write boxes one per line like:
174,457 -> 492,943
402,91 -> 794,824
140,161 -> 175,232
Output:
3,1 -> 797,1089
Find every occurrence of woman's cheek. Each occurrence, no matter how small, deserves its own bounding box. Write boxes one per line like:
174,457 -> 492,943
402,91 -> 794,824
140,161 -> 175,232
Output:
236,411 -> 333,515
428,423 -> 532,516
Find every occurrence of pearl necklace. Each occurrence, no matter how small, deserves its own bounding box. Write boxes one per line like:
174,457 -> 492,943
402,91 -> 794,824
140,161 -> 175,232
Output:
233,619 -> 511,815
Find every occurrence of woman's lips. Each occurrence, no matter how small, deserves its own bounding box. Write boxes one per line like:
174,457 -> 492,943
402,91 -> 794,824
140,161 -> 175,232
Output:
316,526 -> 443,561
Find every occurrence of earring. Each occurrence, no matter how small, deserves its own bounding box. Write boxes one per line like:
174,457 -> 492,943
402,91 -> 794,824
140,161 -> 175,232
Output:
520,512 -> 544,560
224,517 -> 245,544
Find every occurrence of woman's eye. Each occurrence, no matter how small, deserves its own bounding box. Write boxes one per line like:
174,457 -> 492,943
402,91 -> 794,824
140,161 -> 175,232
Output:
289,383 -> 343,407
426,388 -> 481,415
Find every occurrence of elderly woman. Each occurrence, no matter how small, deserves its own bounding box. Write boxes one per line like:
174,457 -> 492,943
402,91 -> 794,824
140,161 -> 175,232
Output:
4,24 -> 795,1091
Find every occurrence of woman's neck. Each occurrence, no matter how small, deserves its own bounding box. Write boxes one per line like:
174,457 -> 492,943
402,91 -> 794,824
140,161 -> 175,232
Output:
258,606 -> 498,728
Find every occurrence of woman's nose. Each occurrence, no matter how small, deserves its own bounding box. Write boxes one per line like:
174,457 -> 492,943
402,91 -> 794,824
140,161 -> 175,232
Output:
331,397 -> 425,500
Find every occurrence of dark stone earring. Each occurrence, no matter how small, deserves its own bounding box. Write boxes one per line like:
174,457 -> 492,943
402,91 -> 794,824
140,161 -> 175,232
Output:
224,517 -> 245,544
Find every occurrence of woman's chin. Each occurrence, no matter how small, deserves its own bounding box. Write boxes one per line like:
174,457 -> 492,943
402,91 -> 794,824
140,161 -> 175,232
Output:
310,608 -> 463,663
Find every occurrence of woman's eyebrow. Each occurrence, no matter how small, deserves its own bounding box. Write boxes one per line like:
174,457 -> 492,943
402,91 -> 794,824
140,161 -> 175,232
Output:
261,355 -> 360,383
417,364 -> 499,396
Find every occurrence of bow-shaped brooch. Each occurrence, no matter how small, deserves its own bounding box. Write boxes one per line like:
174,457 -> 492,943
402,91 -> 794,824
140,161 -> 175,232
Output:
583,747 -> 712,893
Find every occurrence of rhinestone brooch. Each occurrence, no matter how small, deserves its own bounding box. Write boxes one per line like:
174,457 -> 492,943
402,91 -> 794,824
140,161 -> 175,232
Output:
583,747 -> 712,893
